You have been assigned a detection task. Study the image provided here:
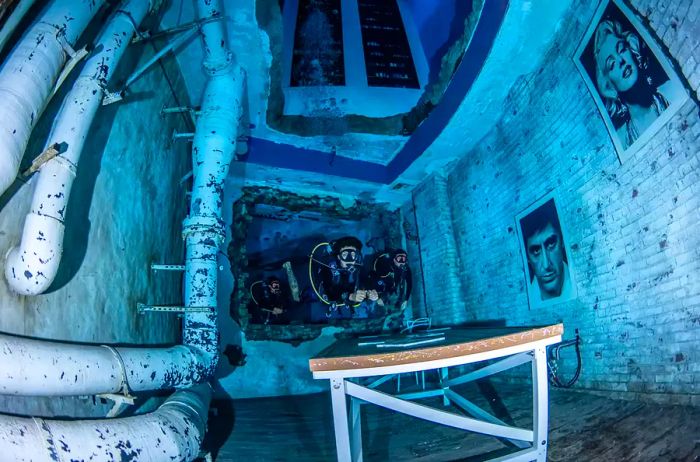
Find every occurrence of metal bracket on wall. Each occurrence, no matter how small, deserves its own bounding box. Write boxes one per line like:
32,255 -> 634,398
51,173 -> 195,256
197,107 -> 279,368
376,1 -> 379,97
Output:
179,171 -> 193,185
96,392 -> 136,418
137,303 -> 215,317
131,15 -> 225,44
151,264 -> 185,271
102,25 -> 201,106
50,34 -> 89,100
161,105 -> 200,126
171,129 -> 195,142
21,142 -> 67,177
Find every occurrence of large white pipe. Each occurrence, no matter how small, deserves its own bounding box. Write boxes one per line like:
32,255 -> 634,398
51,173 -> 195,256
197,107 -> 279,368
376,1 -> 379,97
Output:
181,0 -> 244,372
5,0 -> 153,295
0,2 -> 234,456
0,332 -> 212,396
0,0 -> 39,55
0,383 -> 211,462
0,0 -> 242,399
0,0 -> 105,197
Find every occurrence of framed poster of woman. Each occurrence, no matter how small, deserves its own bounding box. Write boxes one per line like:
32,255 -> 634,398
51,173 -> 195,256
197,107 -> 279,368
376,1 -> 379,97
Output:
575,0 -> 688,163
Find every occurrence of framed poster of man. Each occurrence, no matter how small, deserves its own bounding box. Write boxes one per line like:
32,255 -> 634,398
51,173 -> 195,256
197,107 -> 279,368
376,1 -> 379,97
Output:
516,194 -> 577,309
574,0 -> 688,163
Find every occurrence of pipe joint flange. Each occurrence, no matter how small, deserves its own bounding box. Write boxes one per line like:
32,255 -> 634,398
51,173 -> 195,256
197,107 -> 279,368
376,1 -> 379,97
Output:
51,154 -> 77,177
182,215 -> 225,243
203,51 -> 234,76
102,345 -> 131,396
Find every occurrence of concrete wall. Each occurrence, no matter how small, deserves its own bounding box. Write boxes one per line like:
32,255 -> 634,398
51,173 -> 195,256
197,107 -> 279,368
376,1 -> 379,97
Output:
414,0 -> 700,405
0,30 -> 192,417
217,327 -> 343,399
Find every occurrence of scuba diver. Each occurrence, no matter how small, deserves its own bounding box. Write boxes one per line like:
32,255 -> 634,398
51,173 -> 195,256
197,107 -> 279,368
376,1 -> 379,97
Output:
368,248 -> 412,329
309,236 -> 378,318
249,276 -> 289,324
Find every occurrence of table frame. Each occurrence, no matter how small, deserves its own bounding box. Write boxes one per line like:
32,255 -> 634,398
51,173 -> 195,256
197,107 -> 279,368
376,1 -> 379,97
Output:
313,333 -> 561,462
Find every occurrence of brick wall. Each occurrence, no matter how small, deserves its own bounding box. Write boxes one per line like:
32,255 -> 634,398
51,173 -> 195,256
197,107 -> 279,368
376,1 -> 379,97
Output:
413,173 -> 469,325
414,0 -> 700,404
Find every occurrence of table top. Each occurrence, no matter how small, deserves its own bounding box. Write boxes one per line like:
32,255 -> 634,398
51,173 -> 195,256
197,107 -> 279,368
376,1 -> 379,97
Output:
309,324 -> 563,374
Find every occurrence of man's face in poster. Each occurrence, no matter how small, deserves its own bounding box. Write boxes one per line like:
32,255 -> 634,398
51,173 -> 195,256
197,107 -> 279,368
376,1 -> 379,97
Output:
525,222 -> 565,300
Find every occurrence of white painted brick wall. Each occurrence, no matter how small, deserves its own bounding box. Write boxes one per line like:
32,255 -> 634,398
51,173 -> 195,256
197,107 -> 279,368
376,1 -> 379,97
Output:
413,0 -> 700,404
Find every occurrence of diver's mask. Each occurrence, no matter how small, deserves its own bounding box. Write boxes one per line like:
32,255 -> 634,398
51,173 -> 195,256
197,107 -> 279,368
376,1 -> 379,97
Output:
338,247 -> 361,271
268,280 -> 281,294
393,253 -> 407,268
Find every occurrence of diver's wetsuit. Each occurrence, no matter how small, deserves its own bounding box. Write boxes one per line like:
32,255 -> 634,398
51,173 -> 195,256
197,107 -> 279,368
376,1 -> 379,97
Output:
317,260 -> 360,308
250,281 -> 288,324
370,253 -> 412,305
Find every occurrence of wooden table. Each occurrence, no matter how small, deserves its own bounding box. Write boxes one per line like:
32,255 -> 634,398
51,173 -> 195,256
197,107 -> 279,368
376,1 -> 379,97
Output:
309,324 -> 564,462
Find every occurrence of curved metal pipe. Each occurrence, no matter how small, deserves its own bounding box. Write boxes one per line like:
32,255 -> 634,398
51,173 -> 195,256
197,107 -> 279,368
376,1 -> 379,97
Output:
0,2 -> 242,458
0,0 -> 242,399
0,332 -> 212,396
0,383 -> 211,462
5,0 -> 152,295
0,0 -> 106,197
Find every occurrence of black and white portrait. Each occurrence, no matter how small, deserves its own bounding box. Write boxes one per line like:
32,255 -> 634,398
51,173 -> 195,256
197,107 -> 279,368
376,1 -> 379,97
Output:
516,195 -> 577,309
575,0 -> 688,162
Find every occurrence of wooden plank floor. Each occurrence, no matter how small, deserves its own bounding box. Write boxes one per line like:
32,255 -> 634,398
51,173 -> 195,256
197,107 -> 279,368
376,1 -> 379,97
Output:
204,381 -> 700,461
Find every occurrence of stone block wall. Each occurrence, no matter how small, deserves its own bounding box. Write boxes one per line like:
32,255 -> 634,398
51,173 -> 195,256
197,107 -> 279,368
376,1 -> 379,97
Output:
414,0 -> 700,404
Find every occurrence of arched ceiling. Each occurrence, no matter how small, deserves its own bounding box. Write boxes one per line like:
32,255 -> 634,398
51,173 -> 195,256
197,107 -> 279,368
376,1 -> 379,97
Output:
161,0 -> 573,205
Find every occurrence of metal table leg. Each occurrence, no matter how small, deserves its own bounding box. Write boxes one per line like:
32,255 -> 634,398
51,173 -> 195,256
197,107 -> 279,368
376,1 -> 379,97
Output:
350,397 -> 363,462
532,347 -> 549,461
441,367 -> 450,406
330,378 -> 352,462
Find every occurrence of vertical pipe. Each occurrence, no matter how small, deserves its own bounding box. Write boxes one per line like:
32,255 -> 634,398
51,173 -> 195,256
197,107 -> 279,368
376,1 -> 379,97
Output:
182,0 -> 244,372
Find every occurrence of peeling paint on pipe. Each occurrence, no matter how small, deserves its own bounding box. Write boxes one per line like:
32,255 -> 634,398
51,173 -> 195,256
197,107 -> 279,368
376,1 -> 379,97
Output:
5,0 -> 152,295
0,332 -> 212,396
182,0 -> 245,373
0,383 -> 211,462
0,0 -> 106,197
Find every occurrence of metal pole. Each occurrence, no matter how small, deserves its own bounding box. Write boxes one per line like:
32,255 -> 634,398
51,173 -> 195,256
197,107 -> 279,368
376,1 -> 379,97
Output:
124,26 -> 199,89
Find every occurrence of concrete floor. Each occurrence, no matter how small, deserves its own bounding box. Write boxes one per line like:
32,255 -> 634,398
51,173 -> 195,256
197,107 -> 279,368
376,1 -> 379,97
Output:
204,381 -> 700,461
